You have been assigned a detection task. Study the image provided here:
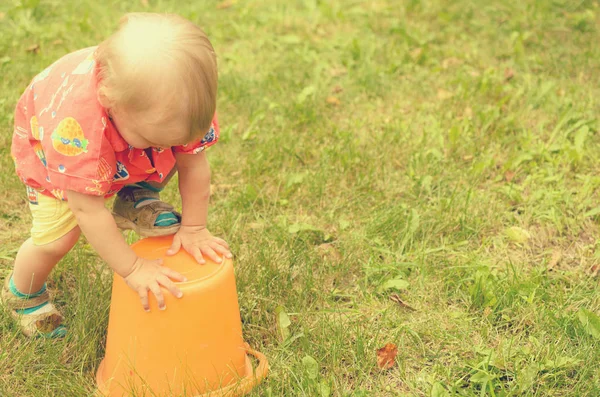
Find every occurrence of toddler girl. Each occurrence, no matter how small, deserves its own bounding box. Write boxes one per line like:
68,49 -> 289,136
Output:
2,13 -> 232,338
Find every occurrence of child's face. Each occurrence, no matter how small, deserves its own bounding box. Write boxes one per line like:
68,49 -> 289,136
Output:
110,107 -> 191,149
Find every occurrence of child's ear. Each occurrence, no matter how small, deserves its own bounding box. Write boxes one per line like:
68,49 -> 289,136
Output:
97,90 -> 112,109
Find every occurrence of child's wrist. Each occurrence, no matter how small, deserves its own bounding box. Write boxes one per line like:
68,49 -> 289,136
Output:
180,223 -> 207,229
112,253 -> 139,279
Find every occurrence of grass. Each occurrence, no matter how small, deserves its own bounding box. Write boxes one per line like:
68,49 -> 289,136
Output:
1,0 -> 600,395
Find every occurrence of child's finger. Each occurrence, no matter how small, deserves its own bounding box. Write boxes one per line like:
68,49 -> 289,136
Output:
138,288 -> 150,312
157,274 -> 183,299
210,241 -> 232,258
161,267 -> 187,282
149,283 -> 166,310
213,237 -> 230,249
213,240 -> 233,258
166,236 -> 182,256
190,247 -> 205,264
201,246 -> 221,264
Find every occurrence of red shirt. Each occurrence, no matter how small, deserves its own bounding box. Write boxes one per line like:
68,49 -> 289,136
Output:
11,47 -> 219,201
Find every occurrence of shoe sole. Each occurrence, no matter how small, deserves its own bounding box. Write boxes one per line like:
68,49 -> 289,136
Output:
113,213 -> 181,237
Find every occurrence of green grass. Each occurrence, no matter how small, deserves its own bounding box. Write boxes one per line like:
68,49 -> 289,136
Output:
1,0 -> 600,395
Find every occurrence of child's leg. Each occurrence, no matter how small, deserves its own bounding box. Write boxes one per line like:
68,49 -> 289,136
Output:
1,190 -> 79,338
12,227 -> 81,294
113,167 -> 181,237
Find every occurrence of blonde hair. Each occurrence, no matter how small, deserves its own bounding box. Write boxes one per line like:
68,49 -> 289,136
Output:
95,13 -> 217,139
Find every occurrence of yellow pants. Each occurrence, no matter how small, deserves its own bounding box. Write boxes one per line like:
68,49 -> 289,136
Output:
26,187 -> 78,246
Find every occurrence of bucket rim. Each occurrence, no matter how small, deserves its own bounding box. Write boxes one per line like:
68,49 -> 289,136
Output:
96,342 -> 268,397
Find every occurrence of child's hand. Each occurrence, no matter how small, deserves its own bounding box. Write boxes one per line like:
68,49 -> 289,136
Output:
166,225 -> 232,264
124,257 -> 187,311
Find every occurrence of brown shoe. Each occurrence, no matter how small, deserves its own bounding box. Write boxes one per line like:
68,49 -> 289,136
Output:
1,273 -> 66,338
112,186 -> 181,237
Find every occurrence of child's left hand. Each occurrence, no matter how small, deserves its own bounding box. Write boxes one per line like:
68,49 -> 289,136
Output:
166,225 -> 233,264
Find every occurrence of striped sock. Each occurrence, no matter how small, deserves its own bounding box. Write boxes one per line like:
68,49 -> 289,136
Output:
9,277 -> 50,315
154,212 -> 179,227
129,184 -> 179,227
9,277 -> 67,338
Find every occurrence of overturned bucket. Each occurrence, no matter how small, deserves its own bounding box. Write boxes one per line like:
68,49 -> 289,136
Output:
96,235 -> 268,396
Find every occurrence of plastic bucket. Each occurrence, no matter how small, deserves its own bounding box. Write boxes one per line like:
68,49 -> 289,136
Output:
96,236 -> 268,396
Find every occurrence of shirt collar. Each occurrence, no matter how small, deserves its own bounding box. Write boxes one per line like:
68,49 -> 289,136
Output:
103,112 -> 130,152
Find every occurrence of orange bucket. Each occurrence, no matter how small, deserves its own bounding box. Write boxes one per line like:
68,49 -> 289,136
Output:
96,236 -> 268,397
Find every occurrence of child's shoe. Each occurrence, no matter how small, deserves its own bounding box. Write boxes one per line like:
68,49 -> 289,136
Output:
1,273 -> 67,338
112,184 -> 181,237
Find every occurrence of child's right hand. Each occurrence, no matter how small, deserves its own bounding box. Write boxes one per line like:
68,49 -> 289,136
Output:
66,191 -> 186,312
123,257 -> 187,312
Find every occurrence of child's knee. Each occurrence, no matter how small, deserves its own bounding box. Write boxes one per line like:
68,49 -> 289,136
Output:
41,227 -> 81,258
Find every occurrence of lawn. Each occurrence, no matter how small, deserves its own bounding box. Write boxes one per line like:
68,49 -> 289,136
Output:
1,0 -> 600,396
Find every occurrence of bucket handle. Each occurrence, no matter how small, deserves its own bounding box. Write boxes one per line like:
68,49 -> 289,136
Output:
244,342 -> 269,383
215,343 -> 268,397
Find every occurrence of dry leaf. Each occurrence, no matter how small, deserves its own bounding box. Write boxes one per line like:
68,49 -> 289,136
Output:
376,343 -> 398,370
504,68 -> 515,81
547,249 -> 562,271
463,155 -> 474,161
140,0 -> 149,7
331,85 -> 343,94
590,263 -> 600,277
505,170 -> 515,183
52,39 -> 63,46
437,89 -> 453,100
326,96 -> 341,106
216,0 -> 234,9
316,243 -> 342,262
26,44 -> 40,54
389,293 -> 416,311
330,67 -> 347,77
248,222 -> 265,230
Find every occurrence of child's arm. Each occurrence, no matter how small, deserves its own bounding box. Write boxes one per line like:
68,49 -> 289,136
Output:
67,191 -> 186,311
178,150 -> 211,229
166,151 -> 232,263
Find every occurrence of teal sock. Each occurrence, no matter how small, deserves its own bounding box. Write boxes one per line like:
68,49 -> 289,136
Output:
128,183 -> 178,227
154,212 -> 179,227
9,277 -> 49,314
131,198 -> 179,227
9,277 -> 46,298
9,277 -> 67,338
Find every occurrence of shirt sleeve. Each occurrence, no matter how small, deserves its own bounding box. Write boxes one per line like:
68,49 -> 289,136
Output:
44,115 -> 116,197
173,115 -> 220,155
